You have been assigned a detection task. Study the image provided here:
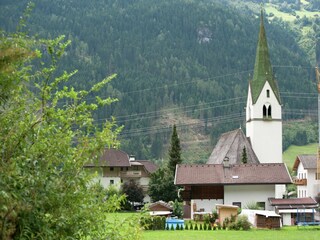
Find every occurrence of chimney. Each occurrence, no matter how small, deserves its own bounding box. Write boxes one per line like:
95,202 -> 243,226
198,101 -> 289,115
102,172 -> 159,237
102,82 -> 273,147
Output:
223,156 -> 230,168
129,155 -> 135,162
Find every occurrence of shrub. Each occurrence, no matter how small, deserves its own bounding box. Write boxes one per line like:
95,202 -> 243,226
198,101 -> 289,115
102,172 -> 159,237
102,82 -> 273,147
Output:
176,224 -> 180,230
173,200 -> 183,218
166,224 -> 169,230
236,215 -> 251,230
190,223 -> 193,230
208,224 -> 212,230
194,224 -> 198,230
140,216 -> 166,230
185,223 -> 189,230
170,224 -> 174,230
199,223 -> 203,230
203,214 -> 211,224
203,223 -> 207,230
217,222 -> 222,230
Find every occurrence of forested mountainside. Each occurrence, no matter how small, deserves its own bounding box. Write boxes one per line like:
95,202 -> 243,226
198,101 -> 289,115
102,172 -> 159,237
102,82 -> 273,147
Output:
0,0 -> 318,162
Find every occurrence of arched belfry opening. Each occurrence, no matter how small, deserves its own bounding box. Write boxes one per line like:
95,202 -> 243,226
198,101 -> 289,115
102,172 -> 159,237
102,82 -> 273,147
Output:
263,104 -> 271,119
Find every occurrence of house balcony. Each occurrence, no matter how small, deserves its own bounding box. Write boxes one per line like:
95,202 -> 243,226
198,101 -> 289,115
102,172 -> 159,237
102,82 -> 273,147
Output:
120,171 -> 142,178
293,178 -> 307,186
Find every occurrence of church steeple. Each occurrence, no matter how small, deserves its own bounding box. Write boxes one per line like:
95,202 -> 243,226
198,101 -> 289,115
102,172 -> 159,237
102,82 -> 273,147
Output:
250,10 -> 281,104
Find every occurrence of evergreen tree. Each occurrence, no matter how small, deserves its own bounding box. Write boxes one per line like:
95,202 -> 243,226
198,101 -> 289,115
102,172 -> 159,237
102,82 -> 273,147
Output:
241,147 -> 248,164
168,124 -> 182,175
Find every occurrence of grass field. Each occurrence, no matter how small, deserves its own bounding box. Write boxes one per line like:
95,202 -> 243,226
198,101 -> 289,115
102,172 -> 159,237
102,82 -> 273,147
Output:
282,143 -> 317,170
142,227 -> 320,240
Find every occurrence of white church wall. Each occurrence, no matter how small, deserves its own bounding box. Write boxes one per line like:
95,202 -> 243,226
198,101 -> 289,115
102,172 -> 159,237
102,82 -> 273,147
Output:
224,185 -> 275,210
246,82 -> 282,164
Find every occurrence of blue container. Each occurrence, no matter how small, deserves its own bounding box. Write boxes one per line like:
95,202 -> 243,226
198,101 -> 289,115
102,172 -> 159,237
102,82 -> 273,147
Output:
166,218 -> 184,230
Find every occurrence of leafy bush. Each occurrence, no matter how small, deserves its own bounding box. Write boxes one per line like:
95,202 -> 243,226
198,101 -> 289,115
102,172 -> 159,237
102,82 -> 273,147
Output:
140,216 -> 166,230
173,199 -> 183,218
236,215 -> 251,230
194,224 -> 198,230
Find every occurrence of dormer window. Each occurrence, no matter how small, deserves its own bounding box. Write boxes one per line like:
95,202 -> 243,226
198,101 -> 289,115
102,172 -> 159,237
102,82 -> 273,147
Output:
266,89 -> 270,98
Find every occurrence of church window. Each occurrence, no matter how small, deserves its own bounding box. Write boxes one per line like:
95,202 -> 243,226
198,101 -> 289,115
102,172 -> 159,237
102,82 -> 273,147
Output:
263,104 -> 272,118
266,89 -> 270,98
267,105 -> 272,117
263,105 -> 267,117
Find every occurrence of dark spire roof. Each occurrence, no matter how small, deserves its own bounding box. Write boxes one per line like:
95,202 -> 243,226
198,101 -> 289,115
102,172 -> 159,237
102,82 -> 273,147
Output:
207,128 -> 260,165
250,10 -> 281,104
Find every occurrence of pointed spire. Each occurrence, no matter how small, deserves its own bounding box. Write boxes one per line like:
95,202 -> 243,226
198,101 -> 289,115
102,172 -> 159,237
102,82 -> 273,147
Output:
250,9 -> 281,104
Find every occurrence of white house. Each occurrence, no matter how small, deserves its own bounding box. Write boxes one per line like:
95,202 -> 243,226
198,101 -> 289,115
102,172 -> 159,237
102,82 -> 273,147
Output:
292,155 -> 320,200
175,161 -> 292,219
84,148 -> 158,203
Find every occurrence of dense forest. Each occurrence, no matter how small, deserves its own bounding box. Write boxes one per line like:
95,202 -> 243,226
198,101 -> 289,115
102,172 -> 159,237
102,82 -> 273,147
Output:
0,0 -> 319,162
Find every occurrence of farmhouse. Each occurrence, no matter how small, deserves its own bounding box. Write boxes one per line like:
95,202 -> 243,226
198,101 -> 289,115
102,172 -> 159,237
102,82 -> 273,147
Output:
84,148 -> 158,202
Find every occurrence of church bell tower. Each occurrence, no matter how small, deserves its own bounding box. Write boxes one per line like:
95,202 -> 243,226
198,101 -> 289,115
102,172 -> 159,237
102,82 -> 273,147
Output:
246,11 -> 282,164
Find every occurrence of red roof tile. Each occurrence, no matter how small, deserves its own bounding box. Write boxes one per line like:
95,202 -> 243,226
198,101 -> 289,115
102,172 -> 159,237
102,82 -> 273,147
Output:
137,160 -> 158,174
175,163 -> 292,185
269,197 -> 317,206
85,148 -> 130,167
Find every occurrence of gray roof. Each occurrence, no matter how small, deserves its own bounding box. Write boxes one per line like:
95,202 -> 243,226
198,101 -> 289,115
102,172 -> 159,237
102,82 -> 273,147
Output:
175,163 -> 292,185
207,128 -> 260,165
292,154 -> 317,171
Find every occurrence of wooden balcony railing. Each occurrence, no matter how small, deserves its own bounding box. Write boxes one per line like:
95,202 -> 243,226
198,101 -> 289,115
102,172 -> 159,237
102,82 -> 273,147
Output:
293,178 -> 307,186
120,171 -> 142,178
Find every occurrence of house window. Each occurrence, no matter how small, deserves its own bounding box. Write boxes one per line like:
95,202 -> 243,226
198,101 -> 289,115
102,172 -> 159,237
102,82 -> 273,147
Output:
110,180 -> 114,185
110,167 -> 114,171
257,202 -> 265,210
267,89 -> 270,98
120,167 -> 123,171
232,202 -> 241,208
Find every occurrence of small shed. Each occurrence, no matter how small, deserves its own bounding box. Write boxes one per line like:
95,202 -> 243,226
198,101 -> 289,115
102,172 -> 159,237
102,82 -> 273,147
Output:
241,209 -> 281,229
148,201 -> 172,217
148,201 -> 173,212
216,204 -> 239,224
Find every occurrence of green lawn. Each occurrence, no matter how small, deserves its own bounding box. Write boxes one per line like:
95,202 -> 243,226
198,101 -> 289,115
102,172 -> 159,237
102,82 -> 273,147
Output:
282,143 -> 317,170
142,227 -> 320,240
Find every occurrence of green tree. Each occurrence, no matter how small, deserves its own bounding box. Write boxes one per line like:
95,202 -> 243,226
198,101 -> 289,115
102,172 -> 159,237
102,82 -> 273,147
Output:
0,26 -> 141,239
241,147 -> 248,164
168,124 -> 182,175
121,180 -> 145,204
148,168 -> 178,202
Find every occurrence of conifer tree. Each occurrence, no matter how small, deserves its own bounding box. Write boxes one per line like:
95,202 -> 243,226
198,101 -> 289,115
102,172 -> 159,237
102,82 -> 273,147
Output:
168,124 -> 182,175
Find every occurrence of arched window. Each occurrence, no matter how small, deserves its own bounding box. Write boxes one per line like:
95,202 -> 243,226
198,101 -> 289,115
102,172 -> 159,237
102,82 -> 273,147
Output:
266,89 -> 270,98
267,105 -> 272,117
263,104 -> 272,119
263,105 -> 267,117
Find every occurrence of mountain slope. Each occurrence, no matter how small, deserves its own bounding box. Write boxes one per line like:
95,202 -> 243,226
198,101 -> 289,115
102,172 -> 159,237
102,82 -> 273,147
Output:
0,0 -> 316,161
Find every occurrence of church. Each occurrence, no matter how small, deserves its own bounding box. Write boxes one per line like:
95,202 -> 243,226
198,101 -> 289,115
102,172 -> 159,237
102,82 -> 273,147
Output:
174,11 -> 292,219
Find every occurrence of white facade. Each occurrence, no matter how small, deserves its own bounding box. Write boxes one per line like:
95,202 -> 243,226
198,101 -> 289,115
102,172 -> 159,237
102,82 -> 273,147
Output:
191,199 -> 223,217
246,81 -> 282,164
190,185 -> 276,218
296,163 -> 319,199
224,185 -> 275,210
